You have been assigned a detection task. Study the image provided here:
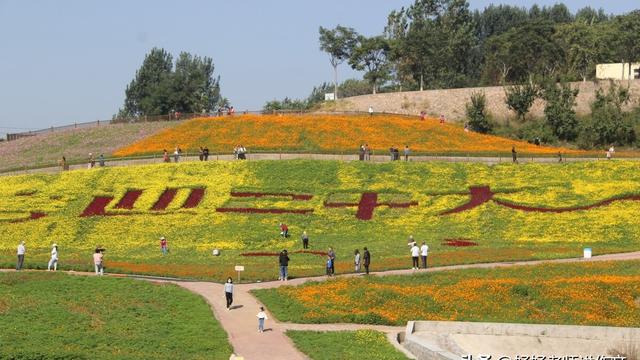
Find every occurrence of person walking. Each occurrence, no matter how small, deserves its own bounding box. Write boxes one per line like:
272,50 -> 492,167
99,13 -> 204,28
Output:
88,153 -> 95,169
98,154 -> 105,167
359,144 -> 365,161
278,249 -> 290,281
368,106 -> 374,117
224,277 -> 234,310
257,306 -> 268,333
301,231 -> 309,249
327,247 -> 336,276
363,247 -> 371,275
93,247 -> 104,276
198,147 -> 204,161
326,257 -> 333,276
354,249 -> 361,273
411,243 -> 420,270
364,144 -> 371,161
512,146 -> 517,163
420,241 -> 429,269
16,241 -> 25,271
160,236 -> 168,256
47,244 -> 58,271
163,149 -> 170,163
404,145 -> 410,161
203,147 -> 209,161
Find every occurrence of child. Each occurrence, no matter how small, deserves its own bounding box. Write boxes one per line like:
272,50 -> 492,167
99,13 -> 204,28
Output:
257,306 -> 268,333
326,258 -> 333,276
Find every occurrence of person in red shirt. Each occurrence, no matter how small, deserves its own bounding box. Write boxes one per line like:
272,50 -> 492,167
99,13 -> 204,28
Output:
160,236 -> 168,255
439,114 -> 445,124
279,223 -> 289,238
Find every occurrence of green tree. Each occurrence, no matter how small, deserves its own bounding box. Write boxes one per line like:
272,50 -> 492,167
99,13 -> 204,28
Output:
465,91 -> 492,133
579,83 -> 635,147
123,47 -> 173,117
575,7 -> 609,25
118,48 -> 221,119
554,23 -> 600,82
540,81 -> 579,140
504,83 -> 539,122
348,36 -> 391,94
613,11 -> 640,81
318,25 -> 358,99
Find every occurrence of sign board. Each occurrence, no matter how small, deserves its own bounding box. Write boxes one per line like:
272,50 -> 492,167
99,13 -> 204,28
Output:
234,265 -> 245,272
324,93 -> 335,101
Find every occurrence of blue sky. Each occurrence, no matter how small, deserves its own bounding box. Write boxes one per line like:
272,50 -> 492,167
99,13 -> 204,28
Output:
0,0 -> 637,135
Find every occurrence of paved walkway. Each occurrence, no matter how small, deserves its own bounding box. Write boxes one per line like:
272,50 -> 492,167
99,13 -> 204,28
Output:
3,250 -> 640,359
2,153 -> 629,177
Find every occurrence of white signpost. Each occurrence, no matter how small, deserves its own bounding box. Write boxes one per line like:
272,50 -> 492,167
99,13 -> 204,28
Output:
235,265 -> 245,282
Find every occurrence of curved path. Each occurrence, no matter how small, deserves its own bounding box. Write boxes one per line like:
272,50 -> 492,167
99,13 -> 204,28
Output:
3,250 -> 640,359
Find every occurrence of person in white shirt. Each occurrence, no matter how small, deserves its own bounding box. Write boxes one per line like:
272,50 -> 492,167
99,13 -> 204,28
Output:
354,249 -> 361,273
410,244 -> 420,270
48,244 -> 58,271
420,242 -> 429,269
407,235 -> 416,248
257,306 -> 268,333
368,106 -> 374,116
16,241 -> 26,271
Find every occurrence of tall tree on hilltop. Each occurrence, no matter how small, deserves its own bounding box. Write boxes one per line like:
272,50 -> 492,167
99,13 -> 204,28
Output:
117,48 -> 221,120
349,36 -> 391,94
123,48 -> 173,117
318,25 -> 358,100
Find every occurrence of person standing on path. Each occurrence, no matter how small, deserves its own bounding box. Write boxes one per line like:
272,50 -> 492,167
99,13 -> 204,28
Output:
224,277 -> 234,310
364,144 -> 371,161
16,241 -> 25,271
93,248 -> 104,276
404,145 -> 410,161
420,241 -> 429,269
411,243 -> 420,270
363,247 -> 371,275
47,244 -> 58,271
278,249 -> 290,281
512,146 -> 517,163
257,307 -> 268,333
160,236 -> 168,256
327,247 -> 336,276
301,231 -> 309,249
368,106 -> 374,117
163,149 -> 170,163
98,154 -> 105,167
173,146 -> 180,163
354,249 -> 361,273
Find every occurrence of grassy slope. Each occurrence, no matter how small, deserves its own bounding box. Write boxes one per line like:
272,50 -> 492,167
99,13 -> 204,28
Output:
0,272 -> 232,359
254,260 -> 640,327
286,330 -> 408,360
0,121 -> 177,171
113,114 -> 593,157
1,160 -> 640,281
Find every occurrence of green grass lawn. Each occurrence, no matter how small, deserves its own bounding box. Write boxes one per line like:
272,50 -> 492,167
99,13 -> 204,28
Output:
0,272 -> 232,359
254,260 -> 640,327
286,330 -> 408,360
2,160 -> 640,281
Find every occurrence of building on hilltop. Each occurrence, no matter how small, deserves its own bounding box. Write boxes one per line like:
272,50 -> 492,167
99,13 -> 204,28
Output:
596,62 -> 640,80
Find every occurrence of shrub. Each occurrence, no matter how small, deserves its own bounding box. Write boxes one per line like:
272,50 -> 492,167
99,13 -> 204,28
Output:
465,91 -> 493,133
541,81 -> 579,141
505,83 -> 540,122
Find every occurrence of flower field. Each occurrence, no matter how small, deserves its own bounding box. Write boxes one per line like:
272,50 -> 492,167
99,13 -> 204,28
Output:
113,114 -> 587,156
254,260 -> 640,327
1,160 -> 640,280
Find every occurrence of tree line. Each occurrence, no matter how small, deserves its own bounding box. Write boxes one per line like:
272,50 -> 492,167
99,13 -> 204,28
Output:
319,1 -> 639,95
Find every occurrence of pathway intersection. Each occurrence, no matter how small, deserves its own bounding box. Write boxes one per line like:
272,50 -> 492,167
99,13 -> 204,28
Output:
3,250 -> 640,359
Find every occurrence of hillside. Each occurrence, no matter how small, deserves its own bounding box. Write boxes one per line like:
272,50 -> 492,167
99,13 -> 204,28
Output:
326,80 -> 640,122
2,160 -> 639,280
114,114 -> 585,157
0,121 -> 176,171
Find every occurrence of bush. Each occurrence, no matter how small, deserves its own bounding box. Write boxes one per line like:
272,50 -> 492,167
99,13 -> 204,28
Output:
465,91 -> 493,133
541,81 -> 579,141
505,83 -> 540,122
577,83 -> 636,148
517,119 -> 558,145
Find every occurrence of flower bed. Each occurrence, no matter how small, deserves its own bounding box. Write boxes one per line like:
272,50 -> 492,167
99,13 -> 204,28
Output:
442,239 -> 478,247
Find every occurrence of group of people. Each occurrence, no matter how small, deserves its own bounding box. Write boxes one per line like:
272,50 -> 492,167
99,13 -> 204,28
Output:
162,147 -> 183,163
15,241 -> 106,276
408,236 -> 429,270
222,278 -> 269,333
198,146 -> 210,161
87,153 -> 106,169
358,144 -> 372,161
233,145 -> 247,160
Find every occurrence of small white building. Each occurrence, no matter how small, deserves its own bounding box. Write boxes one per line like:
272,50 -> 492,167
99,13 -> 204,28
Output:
596,62 -> 640,80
